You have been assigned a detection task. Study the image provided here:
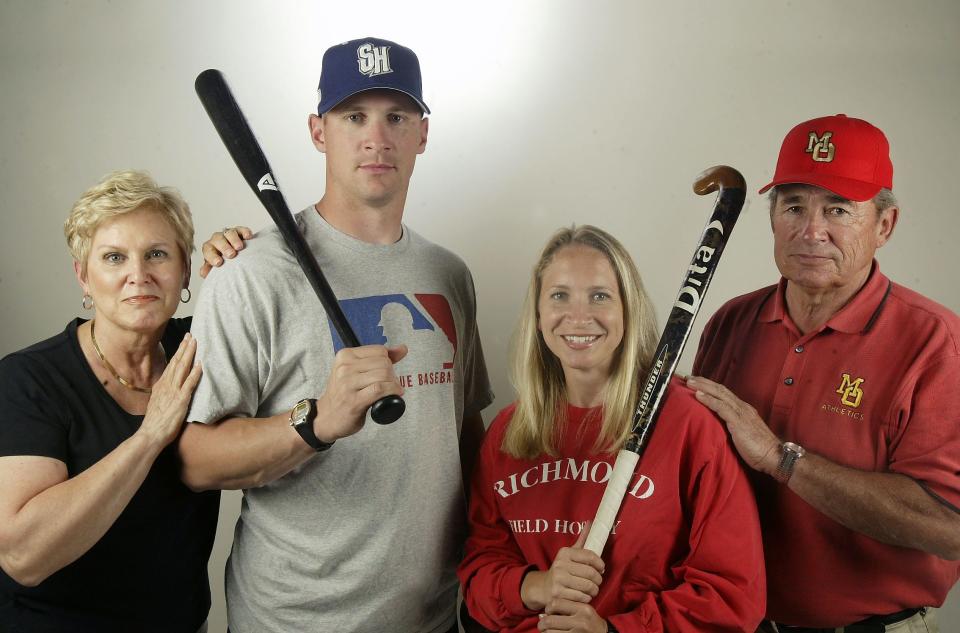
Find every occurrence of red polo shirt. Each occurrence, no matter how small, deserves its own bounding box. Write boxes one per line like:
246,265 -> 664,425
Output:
693,262 -> 960,627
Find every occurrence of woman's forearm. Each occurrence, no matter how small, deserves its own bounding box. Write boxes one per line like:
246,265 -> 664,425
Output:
0,432 -> 164,586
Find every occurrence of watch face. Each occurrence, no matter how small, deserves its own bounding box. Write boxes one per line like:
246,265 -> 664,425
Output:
291,399 -> 310,424
783,441 -> 804,456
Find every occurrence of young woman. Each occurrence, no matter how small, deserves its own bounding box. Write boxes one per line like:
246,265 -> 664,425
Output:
458,225 -> 765,632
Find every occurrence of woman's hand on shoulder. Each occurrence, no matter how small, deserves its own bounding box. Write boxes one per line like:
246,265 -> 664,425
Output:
138,333 -> 202,449
520,526 -> 605,612
199,226 -> 253,278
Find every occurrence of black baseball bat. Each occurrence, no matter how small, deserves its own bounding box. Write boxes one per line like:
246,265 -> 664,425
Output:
195,68 -> 405,425
584,165 -> 745,554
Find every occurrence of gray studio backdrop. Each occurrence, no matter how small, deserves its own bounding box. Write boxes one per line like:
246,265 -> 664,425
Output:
1,1 -> 958,631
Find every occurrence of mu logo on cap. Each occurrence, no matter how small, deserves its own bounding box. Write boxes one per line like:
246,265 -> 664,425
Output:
805,131 -> 835,162
357,43 -> 393,77
836,373 -> 864,408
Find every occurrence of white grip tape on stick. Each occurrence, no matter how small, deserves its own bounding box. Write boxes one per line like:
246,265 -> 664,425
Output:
584,449 -> 640,554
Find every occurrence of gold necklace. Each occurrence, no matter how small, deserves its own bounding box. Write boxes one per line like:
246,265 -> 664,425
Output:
90,319 -> 156,394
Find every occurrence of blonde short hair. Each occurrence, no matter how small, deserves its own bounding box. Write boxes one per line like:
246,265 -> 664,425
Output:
502,225 -> 659,459
64,170 -> 194,274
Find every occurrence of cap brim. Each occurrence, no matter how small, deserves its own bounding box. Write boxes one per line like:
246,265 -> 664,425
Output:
758,173 -> 881,202
319,86 -> 430,115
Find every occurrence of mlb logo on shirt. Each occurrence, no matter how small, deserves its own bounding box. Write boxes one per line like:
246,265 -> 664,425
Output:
357,43 -> 393,77
328,293 -> 457,371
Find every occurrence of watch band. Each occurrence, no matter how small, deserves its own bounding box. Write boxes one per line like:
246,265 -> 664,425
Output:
774,441 -> 805,483
290,398 -> 334,452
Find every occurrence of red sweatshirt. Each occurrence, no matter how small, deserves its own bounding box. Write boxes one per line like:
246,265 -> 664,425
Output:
458,381 -> 765,632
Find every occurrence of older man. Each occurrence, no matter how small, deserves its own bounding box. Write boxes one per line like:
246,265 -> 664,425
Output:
688,114 -> 960,632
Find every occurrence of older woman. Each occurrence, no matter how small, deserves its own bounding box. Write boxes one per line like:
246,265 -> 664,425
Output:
458,226 -> 765,632
0,170 -> 241,633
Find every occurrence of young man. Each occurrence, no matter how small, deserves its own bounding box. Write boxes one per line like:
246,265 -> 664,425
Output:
179,37 -> 492,633
689,114 -> 960,631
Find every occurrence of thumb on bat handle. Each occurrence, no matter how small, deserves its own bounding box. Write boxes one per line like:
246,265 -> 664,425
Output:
693,165 -> 746,196
371,395 -> 405,424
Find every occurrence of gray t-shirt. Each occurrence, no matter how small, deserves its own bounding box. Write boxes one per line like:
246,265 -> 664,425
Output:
188,208 -> 492,633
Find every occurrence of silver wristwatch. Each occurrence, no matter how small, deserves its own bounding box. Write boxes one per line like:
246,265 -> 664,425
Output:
773,441 -> 805,483
290,398 -> 334,452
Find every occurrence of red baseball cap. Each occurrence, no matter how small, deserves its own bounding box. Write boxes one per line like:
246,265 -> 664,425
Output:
758,114 -> 893,201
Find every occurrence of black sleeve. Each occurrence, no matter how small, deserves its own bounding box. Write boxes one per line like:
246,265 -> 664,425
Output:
0,352 -> 69,460
160,316 -> 193,355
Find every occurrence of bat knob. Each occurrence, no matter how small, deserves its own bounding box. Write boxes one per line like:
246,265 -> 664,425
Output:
371,395 -> 405,425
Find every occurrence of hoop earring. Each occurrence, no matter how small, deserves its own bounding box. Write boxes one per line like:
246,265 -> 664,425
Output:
180,288 -> 192,303
82,294 -> 94,310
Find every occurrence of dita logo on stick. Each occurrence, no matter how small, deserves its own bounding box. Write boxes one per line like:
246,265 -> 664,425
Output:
673,220 -> 724,316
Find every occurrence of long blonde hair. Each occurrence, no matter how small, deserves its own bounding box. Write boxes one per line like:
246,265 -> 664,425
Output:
502,225 -> 659,459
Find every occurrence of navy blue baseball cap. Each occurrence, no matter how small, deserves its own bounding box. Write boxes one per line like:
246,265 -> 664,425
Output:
317,37 -> 430,115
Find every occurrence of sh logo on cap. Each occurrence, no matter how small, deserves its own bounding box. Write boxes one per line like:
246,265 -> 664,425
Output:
317,36 -> 430,115
357,43 -> 393,78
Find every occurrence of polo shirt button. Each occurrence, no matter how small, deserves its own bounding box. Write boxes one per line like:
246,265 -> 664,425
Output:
784,377 -> 794,385
795,345 -> 804,353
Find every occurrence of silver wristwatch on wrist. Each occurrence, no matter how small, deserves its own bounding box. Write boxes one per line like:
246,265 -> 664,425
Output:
290,398 -> 335,452
773,441 -> 805,483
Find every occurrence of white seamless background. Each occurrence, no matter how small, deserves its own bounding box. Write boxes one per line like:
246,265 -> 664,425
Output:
1,1 -> 958,630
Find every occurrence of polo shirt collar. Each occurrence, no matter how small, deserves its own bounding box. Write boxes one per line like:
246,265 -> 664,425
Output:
759,260 -> 891,335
